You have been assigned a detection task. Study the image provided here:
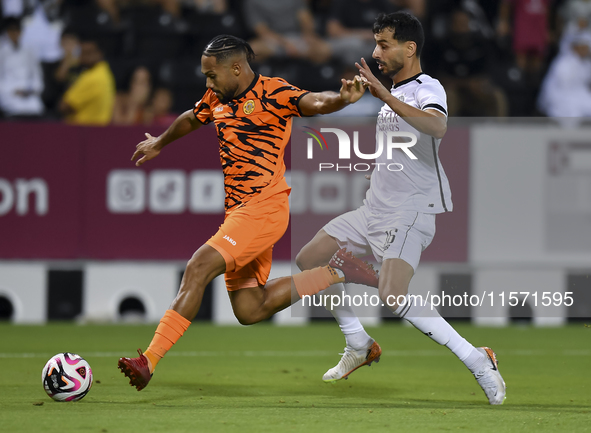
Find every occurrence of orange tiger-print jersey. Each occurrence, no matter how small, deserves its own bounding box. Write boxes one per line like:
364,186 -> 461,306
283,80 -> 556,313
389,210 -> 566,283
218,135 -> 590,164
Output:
193,74 -> 309,212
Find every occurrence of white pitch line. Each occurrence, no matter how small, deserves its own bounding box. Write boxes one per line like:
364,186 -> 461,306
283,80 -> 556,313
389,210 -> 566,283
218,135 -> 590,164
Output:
0,349 -> 589,359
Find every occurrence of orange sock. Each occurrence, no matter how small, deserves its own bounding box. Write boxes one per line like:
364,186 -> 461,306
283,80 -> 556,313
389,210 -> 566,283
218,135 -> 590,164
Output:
144,309 -> 191,373
293,266 -> 343,298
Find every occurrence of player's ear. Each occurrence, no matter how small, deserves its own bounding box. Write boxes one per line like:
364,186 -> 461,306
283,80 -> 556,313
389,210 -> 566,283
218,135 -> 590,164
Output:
232,62 -> 241,76
406,41 -> 417,58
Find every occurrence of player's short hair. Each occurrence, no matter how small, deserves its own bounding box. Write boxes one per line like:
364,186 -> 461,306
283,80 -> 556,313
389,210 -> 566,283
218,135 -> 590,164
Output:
373,12 -> 424,58
203,35 -> 256,63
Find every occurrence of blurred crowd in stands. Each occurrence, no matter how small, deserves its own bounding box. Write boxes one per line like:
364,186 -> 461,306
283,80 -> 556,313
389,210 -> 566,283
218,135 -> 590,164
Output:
1,0 -> 591,124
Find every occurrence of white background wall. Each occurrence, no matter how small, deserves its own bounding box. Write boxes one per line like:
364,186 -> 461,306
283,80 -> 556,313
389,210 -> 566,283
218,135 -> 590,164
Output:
470,125 -> 591,266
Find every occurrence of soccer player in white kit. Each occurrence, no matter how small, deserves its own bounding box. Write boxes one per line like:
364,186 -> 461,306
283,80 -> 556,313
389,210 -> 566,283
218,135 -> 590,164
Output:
296,12 -> 506,405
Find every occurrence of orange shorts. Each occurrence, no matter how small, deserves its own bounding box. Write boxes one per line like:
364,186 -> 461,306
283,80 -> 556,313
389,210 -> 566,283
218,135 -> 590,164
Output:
206,192 -> 290,291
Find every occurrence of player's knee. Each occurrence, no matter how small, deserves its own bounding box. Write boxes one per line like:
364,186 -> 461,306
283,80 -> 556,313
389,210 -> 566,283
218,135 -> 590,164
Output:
295,250 -> 311,271
379,284 -> 407,309
185,254 -> 212,286
378,288 -> 391,306
235,312 -> 258,326
295,245 -> 325,270
237,317 -> 255,326
185,254 -> 205,275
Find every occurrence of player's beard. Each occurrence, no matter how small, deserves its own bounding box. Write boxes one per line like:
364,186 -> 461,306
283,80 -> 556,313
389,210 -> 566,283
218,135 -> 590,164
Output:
217,93 -> 231,104
217,83 -> 240,105
381,59 -> 403,78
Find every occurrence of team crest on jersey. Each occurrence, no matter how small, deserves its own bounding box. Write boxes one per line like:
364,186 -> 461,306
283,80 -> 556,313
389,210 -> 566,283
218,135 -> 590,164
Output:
243,100 -> 255,114
398,95 -> 405,102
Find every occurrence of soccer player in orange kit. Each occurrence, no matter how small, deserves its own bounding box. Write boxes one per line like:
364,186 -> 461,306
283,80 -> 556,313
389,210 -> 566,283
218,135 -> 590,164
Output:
118,34 -> 379,391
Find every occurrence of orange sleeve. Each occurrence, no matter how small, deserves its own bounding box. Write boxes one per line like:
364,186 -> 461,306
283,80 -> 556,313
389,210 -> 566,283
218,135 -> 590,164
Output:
193,90 -> 215,125
267,78 -> 310,118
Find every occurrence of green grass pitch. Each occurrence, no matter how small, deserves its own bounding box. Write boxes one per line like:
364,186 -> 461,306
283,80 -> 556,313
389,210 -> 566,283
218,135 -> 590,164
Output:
0,322 -> 589,432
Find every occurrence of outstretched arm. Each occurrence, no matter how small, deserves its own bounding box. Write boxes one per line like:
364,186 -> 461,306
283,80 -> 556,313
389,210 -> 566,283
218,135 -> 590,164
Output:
131,109 -> 203,166
299,76 -> 368,116
356,58 -> 447,139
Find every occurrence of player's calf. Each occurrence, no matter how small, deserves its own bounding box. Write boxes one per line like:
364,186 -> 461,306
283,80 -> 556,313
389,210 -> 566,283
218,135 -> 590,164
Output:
292,249 -> 378,299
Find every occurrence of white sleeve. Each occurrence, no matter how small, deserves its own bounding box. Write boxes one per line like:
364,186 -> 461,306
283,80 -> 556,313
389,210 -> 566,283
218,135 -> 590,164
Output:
415,79 -> 448,116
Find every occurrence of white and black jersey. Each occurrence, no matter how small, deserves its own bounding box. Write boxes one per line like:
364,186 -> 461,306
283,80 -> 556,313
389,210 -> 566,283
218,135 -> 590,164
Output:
364,72 -> 453,214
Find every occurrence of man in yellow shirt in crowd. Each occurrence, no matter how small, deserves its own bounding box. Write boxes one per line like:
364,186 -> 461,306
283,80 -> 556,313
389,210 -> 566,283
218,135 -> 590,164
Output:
59,37 -> 115,125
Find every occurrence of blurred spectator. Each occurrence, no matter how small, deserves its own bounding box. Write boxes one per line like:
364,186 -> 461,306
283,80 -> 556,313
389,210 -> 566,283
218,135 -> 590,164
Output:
0,17 -> 45,118
561,0 -> 591,25
244,0 -> 331,63
20,0 -> 63,63
112,65 -> 152,125
538,34 -> 591,121
326,0 -> 397,66
143,87 -> 176,126
118,0 -> 181,18
94,0 -> 122,24
1,0 -> 31,17
188,0 -> 227,13
0,0 -> 576,122
40,28 -> 81,114
59,37 -> 115,125
497,0 -> 551,77
54,29 -> 80,86
391,0 -> 426,20
558,0 -> 591,54
435,9 -> 507,117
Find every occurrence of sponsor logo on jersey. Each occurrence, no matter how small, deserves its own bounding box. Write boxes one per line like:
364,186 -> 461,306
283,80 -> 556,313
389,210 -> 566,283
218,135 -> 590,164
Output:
223,234 -> 237,245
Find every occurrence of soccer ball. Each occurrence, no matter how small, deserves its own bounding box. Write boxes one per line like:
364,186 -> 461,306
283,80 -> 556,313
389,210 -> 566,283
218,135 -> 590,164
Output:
42,353 -> 93,402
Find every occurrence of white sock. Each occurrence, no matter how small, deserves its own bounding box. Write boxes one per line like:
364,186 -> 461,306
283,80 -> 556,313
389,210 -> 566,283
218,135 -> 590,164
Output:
319,283 -> 370,350
393,295 -> 485,372
446,333 -> 486,372
345,330 -> 372,350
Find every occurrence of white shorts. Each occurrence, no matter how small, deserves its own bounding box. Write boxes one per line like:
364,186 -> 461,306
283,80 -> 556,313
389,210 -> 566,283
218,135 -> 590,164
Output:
323,206 -> 436,271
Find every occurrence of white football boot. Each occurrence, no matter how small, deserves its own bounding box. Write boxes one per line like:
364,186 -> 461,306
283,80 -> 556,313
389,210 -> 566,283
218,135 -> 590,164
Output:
473,347 -> 506,405
323,340 -> 381,383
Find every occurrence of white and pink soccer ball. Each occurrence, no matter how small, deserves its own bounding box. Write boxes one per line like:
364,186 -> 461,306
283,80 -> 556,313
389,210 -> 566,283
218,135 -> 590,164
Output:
42,353 -> 93,402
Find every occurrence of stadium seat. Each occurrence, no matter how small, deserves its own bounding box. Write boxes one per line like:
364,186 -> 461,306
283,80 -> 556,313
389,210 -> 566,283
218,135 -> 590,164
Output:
108,58 -> 142,91
94,31 -> 127,59
64,4 -> 129,59
184,10 -> 246,56
256,59 -> 343,93
158,58 -> 206,113
129,6 -> 188,61
488,58 -> 535,117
